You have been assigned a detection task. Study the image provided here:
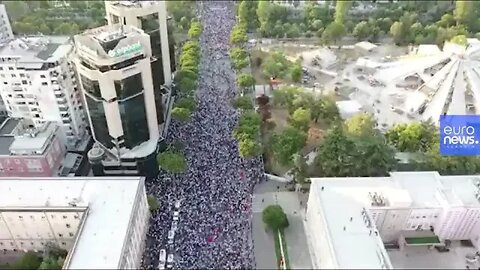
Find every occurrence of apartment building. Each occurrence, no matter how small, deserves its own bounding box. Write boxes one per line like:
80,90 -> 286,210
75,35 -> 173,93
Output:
73,24 -> 162,177
0,118 -> 66,177
0,36 -> 87,149
0,4 -> 13,44
306,171 -> 480,269
0,177 -> 150,269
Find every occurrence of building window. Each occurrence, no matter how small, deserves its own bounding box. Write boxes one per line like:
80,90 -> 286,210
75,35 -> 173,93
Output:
21,80 -> 27,85
0,242 -> 3,246
66,224 -> 70,228
61,242 -> 66,246
30,242 -> 34,246
11,74 -> 15,78
40,75 -> 46,78
18,216 -> 23,220
40,242 -> 44,246
80,75 -> 101,98
69,232 -> 74,237
63,215 -> 67,219
85,95 -> 113,149
74,215 -> 79,219
51,215 -> 55,219
8,67 -> 13,70
58,233 -> 63,238
41,82 -> 48,86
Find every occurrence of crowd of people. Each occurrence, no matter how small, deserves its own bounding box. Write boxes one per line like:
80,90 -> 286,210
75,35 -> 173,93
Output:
141,1 -> 265,269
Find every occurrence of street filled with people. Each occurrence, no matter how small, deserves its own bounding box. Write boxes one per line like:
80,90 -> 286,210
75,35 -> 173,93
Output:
141,1 -> 264,269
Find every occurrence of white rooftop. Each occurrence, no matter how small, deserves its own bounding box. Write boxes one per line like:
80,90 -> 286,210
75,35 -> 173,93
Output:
0,36 -> 71,65
0,177 -> 144,269
355,41 -> 378,52
310,171 -> 480,269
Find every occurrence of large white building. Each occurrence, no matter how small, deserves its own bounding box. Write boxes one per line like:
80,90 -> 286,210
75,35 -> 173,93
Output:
307,171 -> 480,269
0,177 -> 150,269
0,4 -> 13,44
0,36 -> 88,149
73,24 -> 164,177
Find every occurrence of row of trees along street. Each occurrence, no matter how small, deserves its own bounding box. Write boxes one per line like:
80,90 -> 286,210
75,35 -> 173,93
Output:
156,22 -> 204,175
236,0 -> 480,46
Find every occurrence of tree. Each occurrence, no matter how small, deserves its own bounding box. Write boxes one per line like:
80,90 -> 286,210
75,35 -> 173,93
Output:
290,108 -> 311,132
171,107 -> 192,122
450,34 -> 467,46
311,19 -> 324,32
4,2 -> 28,21
175,97 -> 196,112
157,150 -> 187,174
438,13 -> 455,28
313,125 -> 396,177
262,52 -> 291,79
454,0 -> 471,26
239,138 -> 262,158
272,86 -> 301,109
290,64 -> 302,83
237,73 -> 255,90
286,24 -> 301,38
174,69 -> 198,83
233,96 -> 254,111
353,21 -> 371,41
390,21 -> 404,45
321,22 -> 346,45
179,16 -> 190,30
188,21 -> 202,40
230,25 -> 248,45
344,113 -> 377,137
385,122 -> 436,152
147,195 -> 160,212
334,0 -> 351,24
262,205 -> 289,231
53,22 -> 80,35
270,127 -> 307,166
9,252 -> 42,270
292,153 -> 309,184
233,111 -> 262,141
177,77 -> 196,94
257,1 -> 270,27
39,256 -> 64,270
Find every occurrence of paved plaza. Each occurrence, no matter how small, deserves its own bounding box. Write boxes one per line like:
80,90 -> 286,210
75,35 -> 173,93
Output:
252,180 -> 312,269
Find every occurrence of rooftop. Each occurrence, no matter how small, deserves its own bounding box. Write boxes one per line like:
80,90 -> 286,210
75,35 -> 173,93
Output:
0,118 -> 59,155
109,0 -> 160,8
0,36 -> 71,65
0,177 -> 144,269
311,171 -> 480,269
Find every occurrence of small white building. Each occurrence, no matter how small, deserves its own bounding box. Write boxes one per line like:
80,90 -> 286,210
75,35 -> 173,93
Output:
355,41 -> 378,53
0,176 -> 150,269
336,100 -> 363,119
306,171 -> 480,269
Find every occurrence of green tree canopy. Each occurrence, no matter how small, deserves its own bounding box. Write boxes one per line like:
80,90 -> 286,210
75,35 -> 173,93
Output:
262,204 -> 289,231
39,256 -> 64,270
334,0 -> 352,24
450,34 -> 467,45
270,127 -> 307,166
175,97 -> 197,112
237,73 -> 255,89
147,195 -> 160,212
385,122 -> 437,152
233,96 -> 254,111
292,153 -> 309,184
290,64 -> 302,83
353,21 -> 372,41
9,252 -> 42,270
454,0 -> 471,26
290,108 -> 311,132
188,21 -> 203,40
233,111 -> 262,141
262,51 -> 291,79
239,138 -> 262,158
321,22 -> 347,45
171,107 -> 192,122
314,125 -> 396,177
157,150 -> 187,174
230,25 -> 248,45
344,113 -> 377,137
177,77 -> 197,94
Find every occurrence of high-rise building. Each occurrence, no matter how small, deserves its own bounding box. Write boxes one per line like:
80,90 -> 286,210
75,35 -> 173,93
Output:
0,176 -> 150,269
0,4 -> 13,44
0,36 -> 88,149
73,24 -> 162,177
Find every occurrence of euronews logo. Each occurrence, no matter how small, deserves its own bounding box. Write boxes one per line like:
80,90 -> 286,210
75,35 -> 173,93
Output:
442,125 -> 479,145
440,115 -> 480,156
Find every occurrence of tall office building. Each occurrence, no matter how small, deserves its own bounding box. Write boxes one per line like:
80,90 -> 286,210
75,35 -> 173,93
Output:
0,4 -> 13,44
73,24 -> 162,177
0,36 -> 88,149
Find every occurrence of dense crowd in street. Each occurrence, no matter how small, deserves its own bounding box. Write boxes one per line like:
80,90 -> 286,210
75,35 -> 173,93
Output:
141,1 -> 264,269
